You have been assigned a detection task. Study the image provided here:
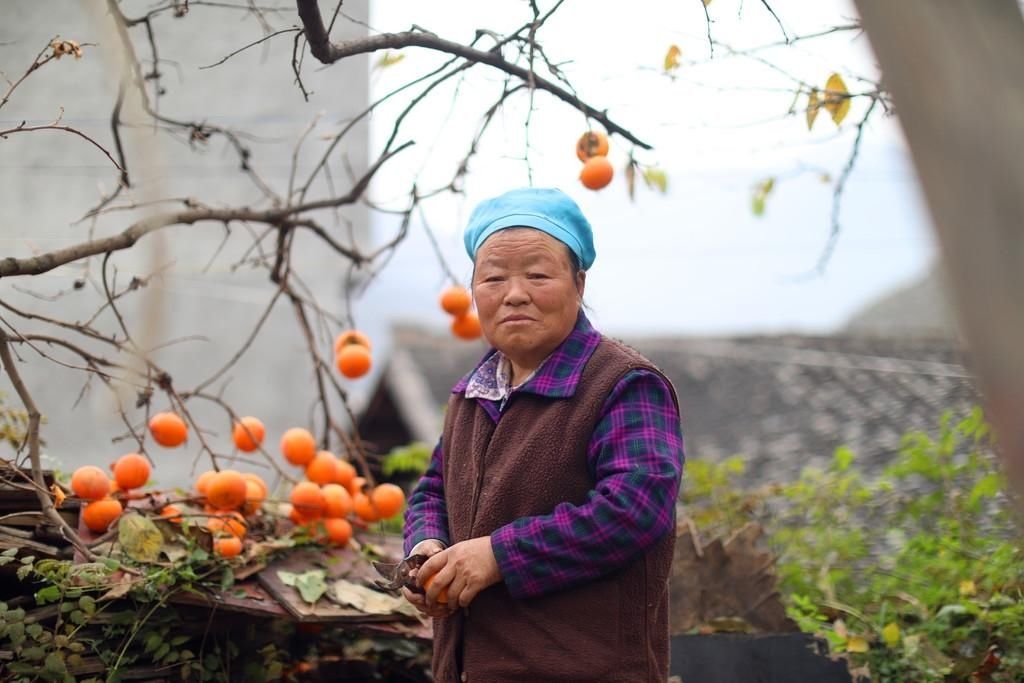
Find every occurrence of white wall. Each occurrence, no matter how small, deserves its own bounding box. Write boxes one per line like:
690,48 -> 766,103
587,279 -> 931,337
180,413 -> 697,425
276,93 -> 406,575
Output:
0,0 -> 370,490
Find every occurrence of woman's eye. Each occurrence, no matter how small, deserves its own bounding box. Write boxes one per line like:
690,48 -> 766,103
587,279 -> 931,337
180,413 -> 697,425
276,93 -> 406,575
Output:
527,273 -> 549,280
483,276 -> 505,283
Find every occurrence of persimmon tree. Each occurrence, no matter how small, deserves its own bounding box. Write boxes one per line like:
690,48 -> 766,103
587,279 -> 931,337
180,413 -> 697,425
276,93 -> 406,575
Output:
0,0 -> 658,560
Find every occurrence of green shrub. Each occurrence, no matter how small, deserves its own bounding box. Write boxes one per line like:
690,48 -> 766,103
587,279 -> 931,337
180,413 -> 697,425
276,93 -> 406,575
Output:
683,408 -> 1024,682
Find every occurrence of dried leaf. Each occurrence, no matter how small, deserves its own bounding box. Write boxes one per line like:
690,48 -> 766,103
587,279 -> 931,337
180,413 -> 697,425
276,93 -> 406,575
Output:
50,39 -> 83,60
663,45 -> 682,73
330,579 -> 418,617
160,542 -> 188,564
374,51 -> 405,70
50,484 -> 66,509
822,73 -> 851,126
703,0 -> 713,5
98,574 -> 139,601
806,89 -> 821,130
117,514 -> 163,563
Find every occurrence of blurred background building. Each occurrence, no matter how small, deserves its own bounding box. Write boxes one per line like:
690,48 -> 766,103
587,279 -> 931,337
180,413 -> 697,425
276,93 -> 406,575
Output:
0,0 -> 369,487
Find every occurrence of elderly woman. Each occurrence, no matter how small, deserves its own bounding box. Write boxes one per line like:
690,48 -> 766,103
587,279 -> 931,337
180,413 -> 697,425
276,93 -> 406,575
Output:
403,187 -> 685,682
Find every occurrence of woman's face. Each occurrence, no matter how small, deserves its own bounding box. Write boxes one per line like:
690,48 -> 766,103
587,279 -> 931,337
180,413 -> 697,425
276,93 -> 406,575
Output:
472,228 -> 585,366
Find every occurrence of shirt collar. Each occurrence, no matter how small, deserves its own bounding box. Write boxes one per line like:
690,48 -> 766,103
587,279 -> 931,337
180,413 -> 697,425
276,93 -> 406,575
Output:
453,311 -> 601,399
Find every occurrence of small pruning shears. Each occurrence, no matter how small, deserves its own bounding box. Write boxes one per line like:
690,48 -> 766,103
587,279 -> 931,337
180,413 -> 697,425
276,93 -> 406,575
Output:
372,553 -> 429,594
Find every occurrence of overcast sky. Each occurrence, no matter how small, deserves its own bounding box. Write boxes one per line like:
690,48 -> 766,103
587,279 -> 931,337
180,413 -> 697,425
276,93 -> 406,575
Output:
357,0 -> 936,338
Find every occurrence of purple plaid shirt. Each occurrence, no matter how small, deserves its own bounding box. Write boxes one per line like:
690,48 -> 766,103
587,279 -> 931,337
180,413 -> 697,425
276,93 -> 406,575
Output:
403,313 -> 685,599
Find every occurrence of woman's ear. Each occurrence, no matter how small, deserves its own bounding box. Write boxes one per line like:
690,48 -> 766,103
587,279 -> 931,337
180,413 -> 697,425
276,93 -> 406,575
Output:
576,270 -> 586,300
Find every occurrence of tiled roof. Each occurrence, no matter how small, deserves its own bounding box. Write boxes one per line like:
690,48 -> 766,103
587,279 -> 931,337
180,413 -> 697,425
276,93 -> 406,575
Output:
378,325 -> 979,481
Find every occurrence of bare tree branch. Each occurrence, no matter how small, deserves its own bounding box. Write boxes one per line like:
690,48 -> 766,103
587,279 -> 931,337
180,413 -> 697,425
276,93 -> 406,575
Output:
0,331 -> 105,563
200,26 -> 300,69
0,118 -> 125,174
759,0 -> 789,43
293,0 -> 653,149
701,0 -> 714,57
814,96 -> 879,273
0,141 -> 413,278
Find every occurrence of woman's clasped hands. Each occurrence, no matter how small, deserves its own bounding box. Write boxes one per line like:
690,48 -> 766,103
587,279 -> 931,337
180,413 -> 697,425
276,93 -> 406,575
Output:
402,536 -> 501,617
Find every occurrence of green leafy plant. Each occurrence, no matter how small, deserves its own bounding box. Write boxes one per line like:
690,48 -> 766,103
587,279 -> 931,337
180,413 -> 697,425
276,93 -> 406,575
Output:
0,536 -> 293,682
381,442 -> 432,478
682,408 -> 1024,682
0,390 -> 33,452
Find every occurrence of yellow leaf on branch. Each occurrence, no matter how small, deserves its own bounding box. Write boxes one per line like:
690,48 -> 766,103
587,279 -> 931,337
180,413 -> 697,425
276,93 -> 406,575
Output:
882,622 -> 901,648
663,45 -> 682,73
374,51 -> 405,70
642,167 -> 668,193
823,72 -> 851,126
751,177 -> 775,217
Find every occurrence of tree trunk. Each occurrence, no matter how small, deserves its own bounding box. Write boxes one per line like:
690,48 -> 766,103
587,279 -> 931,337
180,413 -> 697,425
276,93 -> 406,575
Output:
854,0 -> 1024,484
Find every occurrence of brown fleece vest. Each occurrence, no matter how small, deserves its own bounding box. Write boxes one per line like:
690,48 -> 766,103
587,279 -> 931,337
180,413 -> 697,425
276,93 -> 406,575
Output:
433,337 -> 679,683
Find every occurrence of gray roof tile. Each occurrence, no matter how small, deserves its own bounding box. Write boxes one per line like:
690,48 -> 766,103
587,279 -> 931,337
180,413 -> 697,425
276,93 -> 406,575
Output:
376,325 -> 979,482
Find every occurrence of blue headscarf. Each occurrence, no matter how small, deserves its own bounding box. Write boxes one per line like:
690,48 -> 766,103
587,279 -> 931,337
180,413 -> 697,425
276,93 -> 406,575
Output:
463,188 -> 596,270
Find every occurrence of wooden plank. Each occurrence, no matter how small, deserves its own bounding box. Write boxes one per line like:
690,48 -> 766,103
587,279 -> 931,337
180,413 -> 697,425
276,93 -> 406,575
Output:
168,580 -> 290,619
359,619 -> 433,641
257,537 -> 417,624
0,527 -> 61,556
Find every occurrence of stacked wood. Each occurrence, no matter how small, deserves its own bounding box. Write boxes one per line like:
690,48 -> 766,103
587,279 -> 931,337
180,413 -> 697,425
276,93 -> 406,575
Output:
670,520 -> 797,634
0,467 -> 75,559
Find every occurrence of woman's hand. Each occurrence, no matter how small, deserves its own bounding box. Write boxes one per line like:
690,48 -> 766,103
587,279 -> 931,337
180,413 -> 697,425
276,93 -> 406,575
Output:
401,540 -> 454,618
418,536 -> 502,609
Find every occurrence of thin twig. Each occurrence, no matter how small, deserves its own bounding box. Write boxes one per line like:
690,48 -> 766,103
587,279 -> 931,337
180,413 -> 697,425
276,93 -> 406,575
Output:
0,40 -> 55,110
701,0 -> 714,58
193,286 -> 284,393
0,121 -> 125,174
200,26 -> 300,69
814,96 -> 879,274
758,0 -> 789,43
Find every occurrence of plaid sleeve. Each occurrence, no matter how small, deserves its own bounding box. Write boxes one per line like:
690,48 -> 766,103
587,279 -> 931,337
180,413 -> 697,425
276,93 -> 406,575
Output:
403,438 -> 452,555
490,369 -> 685,599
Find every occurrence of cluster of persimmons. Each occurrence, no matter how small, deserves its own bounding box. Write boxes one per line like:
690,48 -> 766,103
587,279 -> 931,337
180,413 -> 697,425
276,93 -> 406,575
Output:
68,411 -> 404,559
334,286 -> 482,382
439,285 -> 482,340
577,130 -> 613,190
